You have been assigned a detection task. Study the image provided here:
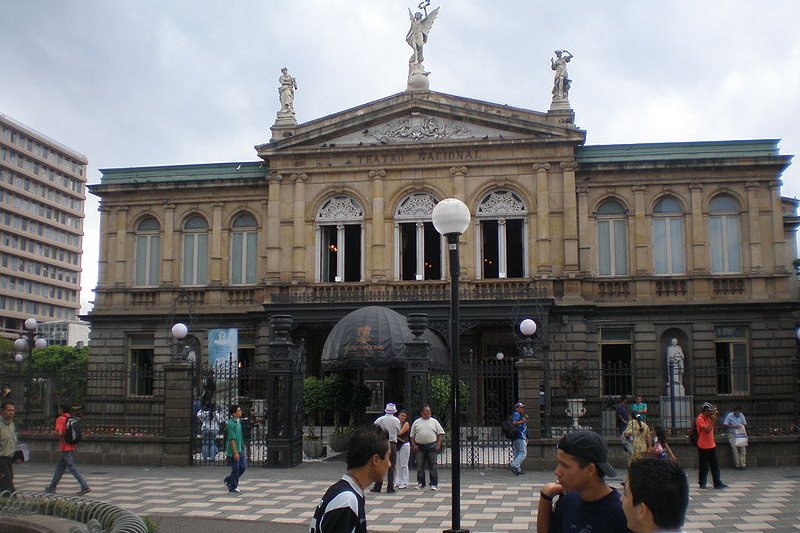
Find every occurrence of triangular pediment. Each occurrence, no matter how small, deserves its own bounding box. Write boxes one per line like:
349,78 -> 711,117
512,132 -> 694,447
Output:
257,90 -> 585,155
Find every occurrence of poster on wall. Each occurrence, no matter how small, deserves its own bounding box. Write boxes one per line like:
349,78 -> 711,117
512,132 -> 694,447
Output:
209,328 -> 238,371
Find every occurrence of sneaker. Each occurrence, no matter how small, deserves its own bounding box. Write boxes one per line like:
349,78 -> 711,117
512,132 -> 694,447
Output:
229,488 -> 241,494
416,483 -> 425,489
430,485 -> 439,491
387,489 -> 396,494
77,488 -> 91,496
396,485 -> 407,489
714,484 -> 728,490
698,485 -> 708,489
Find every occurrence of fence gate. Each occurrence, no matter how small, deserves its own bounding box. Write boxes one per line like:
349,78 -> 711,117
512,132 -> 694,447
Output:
192,363 -> 270,466
431,358 -> 516,469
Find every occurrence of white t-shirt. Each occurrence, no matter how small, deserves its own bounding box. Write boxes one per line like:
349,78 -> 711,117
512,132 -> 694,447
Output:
374,414 -> 401,442
410,417 -> 445,445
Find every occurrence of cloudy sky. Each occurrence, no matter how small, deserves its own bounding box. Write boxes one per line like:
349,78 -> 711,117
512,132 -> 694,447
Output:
2,0 -> 799,314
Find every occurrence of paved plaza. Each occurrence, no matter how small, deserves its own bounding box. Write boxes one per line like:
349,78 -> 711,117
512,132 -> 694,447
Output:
12,461 -> 800,532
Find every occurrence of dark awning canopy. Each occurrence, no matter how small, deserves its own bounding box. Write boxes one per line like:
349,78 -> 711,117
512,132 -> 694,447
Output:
321,306 -> 447,371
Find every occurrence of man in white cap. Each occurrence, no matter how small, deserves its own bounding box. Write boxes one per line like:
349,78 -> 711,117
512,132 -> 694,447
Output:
372,402 -> 400,493
510,401 -> 528,475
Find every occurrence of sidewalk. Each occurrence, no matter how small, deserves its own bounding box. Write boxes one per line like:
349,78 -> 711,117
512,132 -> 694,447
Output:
14,461 -> 800,532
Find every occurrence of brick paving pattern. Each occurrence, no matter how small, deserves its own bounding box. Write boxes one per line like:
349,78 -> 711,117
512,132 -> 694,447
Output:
14,463 -> 800,532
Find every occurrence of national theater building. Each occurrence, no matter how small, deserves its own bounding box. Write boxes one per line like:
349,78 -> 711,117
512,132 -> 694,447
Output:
86,38 -> 800,434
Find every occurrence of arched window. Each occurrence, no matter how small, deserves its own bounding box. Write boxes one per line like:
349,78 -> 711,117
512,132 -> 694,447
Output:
230,213 -> 257,285
182,215 -> 208,286
597,199 -> 628,276
394,193 -> 442,281
476,190 -> 527,279
315,196 -> 364,282
709,194 -> 741,273
134,216 -> 160,287
652,196 -> 685,275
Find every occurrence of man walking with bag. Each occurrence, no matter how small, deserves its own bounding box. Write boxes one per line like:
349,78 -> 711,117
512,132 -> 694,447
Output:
372,402 -> 400,493
45,401 -> 90,495
723,405 -> 748,470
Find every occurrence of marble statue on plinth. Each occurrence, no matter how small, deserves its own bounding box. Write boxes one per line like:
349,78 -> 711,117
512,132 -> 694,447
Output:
278,67 -> 297,117
406,3 -> 439,91
549,49 -> 574,112
667,338 -> 685,396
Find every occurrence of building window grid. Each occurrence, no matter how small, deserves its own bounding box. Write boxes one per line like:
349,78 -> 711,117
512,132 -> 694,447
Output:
714,326 -> 749,395
134,218 -> 161,287
230,214 -> 257,285
475,190 -> 528,280
709,194 -> 742,274
597,199 -> 629,277
182,216 -> 209,286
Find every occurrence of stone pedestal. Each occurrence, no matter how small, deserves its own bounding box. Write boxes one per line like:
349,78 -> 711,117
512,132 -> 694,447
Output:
162,362 -> 194,466
407,62 -> 430,92
660,395 -> 694,430
270,114 -> 297,142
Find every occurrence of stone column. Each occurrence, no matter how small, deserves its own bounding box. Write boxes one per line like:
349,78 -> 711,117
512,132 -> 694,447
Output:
161,361 -> 194,466
769,180 -> 786,272
113,206 -> 128,286
450,167 -> 469,279
561,162 -> 579,274
97,206 -> 110,290
370,169 -> 387,281
265,172 -> 283,283
632,185 -> 648,275
689,183 -> 705,274
292,173 -> 308,283
266,314 -> 303,467
533,163 -> 552,274
210,202 -> 224,285
745,181 -> 763,273
163,204 -> 175,286
577,186 -> 591,272
404,313 -> 431,416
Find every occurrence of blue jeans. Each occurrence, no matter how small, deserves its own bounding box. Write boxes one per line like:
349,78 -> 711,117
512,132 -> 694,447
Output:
510,438 -> 527,472
224,453 -> 247,491
415,443 -> 438,487
47,451 -> 89,492
201,429 -> 217,460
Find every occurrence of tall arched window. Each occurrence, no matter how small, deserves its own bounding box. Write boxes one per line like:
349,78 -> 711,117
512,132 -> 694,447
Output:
134,216 -> 160,287
182,215 -> 208,286
709,194 -> 741,273
230,213 -> 257,285
652,196 -> 685,275
597,199 -> 628,276
394,193 -> 442,280
315,196 -> 364,282
475,190 -> 527,279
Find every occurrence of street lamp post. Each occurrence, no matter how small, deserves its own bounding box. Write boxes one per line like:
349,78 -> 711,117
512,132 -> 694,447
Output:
13,318 -> 48,417
170,322 -> 195,364
432,198 -> 471,533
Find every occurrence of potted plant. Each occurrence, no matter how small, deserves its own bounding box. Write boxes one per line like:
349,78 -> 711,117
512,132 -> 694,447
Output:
325,375 -> 371,452
560,362 -> 587,428
302,376 -> 326,458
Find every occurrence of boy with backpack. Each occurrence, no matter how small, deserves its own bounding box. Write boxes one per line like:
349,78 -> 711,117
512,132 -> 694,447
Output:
45,401 -> 90,495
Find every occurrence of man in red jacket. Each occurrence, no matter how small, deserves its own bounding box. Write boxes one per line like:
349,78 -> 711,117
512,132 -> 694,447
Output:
45,402 -> 90,495
695,402 -> 727,490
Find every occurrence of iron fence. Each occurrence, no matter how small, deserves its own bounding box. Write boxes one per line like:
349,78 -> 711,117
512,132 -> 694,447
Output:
1,365 -> 165,439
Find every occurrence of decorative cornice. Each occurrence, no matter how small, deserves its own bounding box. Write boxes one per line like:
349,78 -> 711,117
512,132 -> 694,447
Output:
292,173 -> 308,183
449,166 -> 468,177
532,162 -> 551,172
268,171 -> 283,183
561,161 -> 578,172
368,169 -> 387,180
689,183 -> 703,191
632,185 -> 647,193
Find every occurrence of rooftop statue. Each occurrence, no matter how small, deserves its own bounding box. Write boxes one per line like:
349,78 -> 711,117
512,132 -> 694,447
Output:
406,2 -> 440,65
278,67 -> 297,116
551,49 -> 573,100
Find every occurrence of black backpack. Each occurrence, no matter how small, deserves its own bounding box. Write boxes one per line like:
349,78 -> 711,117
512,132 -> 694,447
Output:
688,419 -> 699,446
501,415 -> 520,440
64,415 -> 82,445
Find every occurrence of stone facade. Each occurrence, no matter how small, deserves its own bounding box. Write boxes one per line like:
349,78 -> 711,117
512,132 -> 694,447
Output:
87,90 -> 800,437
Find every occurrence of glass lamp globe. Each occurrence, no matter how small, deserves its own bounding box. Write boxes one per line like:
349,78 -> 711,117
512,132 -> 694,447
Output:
34,337 -> 47,350
432,198 -> 471,236
520,318 -> 537,336
171,323 -> 188,340
14,352 -> 23,363
24,318 -> 38,331
14,338 -> 27,351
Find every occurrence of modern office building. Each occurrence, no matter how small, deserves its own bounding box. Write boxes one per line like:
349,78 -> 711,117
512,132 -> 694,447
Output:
0,113 -> 86,338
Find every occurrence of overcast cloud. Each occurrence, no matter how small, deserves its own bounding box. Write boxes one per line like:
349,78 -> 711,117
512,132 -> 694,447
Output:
2,0 -> 798,314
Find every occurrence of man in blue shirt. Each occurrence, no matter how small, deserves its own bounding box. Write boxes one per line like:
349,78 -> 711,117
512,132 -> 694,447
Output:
723,405 -> 748,470
509,401 -> 528,475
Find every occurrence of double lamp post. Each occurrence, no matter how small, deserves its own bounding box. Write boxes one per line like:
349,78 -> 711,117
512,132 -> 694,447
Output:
13,318 -> 48,416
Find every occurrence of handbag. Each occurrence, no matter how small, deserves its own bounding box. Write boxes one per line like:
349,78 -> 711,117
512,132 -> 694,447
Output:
734,426 -> 748,447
